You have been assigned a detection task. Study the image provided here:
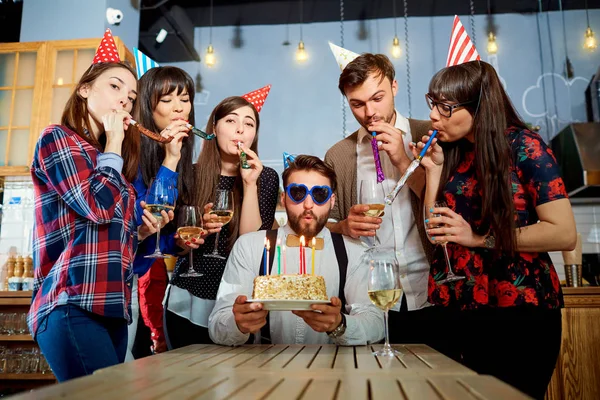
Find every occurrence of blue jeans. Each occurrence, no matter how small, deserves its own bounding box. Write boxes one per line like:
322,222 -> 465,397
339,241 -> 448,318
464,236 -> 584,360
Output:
36,304 -> 128,382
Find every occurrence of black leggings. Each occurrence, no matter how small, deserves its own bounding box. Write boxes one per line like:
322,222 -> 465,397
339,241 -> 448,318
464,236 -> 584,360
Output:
164,310 -> 214,349
431,306 -> 562,400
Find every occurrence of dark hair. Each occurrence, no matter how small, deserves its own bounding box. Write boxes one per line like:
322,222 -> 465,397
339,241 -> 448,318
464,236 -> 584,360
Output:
429,60 -> 527,254
194,96 -> 260,251
338,53 -> 395,96
61,62 -> 139,182
282,155 -> 337,192
133,66 -> 196,206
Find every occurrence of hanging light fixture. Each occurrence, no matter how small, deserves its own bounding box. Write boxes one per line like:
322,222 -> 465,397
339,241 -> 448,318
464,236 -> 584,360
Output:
205,0 -> 216,67
584,1 -> 597,51
486,0 -> 497,54
296,0 -> 308,62
487,32 -> 498,54
391,0 -> 401,58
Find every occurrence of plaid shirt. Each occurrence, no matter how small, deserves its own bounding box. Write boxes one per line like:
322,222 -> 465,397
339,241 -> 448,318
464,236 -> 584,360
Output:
27,125 -> 137,338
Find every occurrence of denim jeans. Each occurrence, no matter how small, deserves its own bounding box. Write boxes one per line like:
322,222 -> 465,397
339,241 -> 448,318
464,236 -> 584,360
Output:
36,304 -> 127,382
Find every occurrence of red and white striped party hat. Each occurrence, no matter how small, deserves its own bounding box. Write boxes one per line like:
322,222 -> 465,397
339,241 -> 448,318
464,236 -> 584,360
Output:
446,15 -> 480,67
92,29 -> 121,64
242,84 -> 271,113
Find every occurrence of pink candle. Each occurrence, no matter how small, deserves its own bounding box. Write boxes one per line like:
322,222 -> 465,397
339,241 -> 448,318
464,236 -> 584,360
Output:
266,239 -> 271,275
282,244 -> 287,274
299,236 -> 305,274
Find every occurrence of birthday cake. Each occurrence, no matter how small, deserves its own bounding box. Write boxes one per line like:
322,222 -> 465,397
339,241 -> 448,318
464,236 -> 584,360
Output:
252,274 -> 328,301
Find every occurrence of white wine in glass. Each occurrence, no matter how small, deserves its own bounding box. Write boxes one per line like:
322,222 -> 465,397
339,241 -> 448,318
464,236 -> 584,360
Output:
205,190 -> 234,260
368,288 -> 403,310
144,177 -> 177,259
145,204 -> 175,225
208,210 -> 234,225
363,204 -> 385,218
359,180 -> 386,250
367,252 -> 402,357
178,206 -> 204,278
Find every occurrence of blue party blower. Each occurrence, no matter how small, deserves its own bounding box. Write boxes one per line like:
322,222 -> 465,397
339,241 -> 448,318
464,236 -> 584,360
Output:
384,130 -> 438,205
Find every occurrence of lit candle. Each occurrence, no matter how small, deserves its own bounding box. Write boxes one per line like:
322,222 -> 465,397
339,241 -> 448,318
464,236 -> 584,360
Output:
266,239 -> 271,275
276,238 -> 282,275
282,244 -> 287,274
299,236 -> 305,275
311,237 -> 316,275
263,237 -> 267,275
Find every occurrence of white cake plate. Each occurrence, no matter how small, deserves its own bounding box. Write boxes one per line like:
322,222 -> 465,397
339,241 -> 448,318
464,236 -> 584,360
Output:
246,299 -> 330,311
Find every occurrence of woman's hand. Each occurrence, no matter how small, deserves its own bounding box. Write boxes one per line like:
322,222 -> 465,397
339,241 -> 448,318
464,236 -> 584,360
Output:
239,145 -> 263,187
138,200 -> 174,241
426,206 -> 483,248
103,110 -> 132,154
162,120 -> 189,158
202,202 -> 223,235
174,203 -> 222,251
409,130 -> 444,172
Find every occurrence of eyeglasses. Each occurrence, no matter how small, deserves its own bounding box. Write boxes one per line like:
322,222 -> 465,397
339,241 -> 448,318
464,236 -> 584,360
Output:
285,184 -> 333,205
425,94 -> 474,118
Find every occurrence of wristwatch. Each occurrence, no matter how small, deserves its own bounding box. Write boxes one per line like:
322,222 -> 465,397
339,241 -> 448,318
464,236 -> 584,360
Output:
483,234 -> 496,249
327,313 -> 347,338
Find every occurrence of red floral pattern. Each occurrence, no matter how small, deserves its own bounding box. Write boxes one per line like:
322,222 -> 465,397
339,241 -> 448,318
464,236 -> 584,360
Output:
428,127 -> 566,310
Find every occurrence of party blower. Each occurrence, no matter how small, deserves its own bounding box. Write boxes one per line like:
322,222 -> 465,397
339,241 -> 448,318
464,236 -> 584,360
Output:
129,119 -> 215,143
384,130 -> 438,205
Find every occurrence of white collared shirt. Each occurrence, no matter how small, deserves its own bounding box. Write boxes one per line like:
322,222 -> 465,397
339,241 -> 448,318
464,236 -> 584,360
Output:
356,110 -> 430,311
208,225 -> 384,346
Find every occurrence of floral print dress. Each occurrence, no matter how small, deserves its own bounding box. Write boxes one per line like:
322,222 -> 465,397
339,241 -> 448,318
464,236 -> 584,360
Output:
429,127 -> 566,310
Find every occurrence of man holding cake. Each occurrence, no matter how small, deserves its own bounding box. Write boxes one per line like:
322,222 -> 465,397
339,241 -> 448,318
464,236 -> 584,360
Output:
208,155 -> 384,345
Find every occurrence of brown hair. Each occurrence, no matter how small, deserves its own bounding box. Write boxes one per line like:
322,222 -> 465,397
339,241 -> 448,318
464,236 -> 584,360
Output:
282,155 -> 337,192
194,96 -> 260,251
338,53 -> 395,96
428,60 -> 528,254
134,66 -> 196,206
61,62 -> 139,182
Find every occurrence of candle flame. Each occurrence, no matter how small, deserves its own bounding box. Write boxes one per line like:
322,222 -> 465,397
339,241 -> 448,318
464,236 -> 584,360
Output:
300,236 -> 305,246
277,238 -> 281,245
312,237 -> 316,246
267,239 -> 271,250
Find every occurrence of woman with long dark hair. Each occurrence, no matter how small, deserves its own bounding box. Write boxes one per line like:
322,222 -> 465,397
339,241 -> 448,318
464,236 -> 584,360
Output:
128,66 -> 199,357
164,93 -> 279,348
413,60 -> 576,399
28,42 -> 157,380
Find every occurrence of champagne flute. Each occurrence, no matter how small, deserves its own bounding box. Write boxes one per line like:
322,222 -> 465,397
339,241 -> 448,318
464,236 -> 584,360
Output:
177,206 -> 205,278
204,190 -> 234,260
367,252 -> 402,357
144,177 -> 177,259
424,201 -> 464,283
359,180 -> 386,251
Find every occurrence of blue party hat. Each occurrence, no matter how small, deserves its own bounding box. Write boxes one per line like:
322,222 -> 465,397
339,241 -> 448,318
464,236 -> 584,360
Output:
133,47 -> 159,79
283,152 -> 296,169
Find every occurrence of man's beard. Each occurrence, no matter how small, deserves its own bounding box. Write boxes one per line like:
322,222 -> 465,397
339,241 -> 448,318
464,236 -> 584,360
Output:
362,109 -> 395,129
286,209 -> 329,238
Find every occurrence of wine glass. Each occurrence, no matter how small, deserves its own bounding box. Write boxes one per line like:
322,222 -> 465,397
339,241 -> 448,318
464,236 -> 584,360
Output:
359,180 -> 386,250
204,190 -> 234,259
144,177 -> 177,259
177,206 -> 205,278
424,201 -> 464,283
367,251 -> 402,357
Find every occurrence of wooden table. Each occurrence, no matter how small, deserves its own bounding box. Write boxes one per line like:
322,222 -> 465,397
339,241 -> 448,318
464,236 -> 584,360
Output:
10,344 -> 532,399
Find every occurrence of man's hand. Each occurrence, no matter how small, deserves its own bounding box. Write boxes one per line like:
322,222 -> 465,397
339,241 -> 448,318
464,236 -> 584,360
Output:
233,295 -> 268,334
369,120 -> 411,173
339,204 -> 382,239
292,297 -> 343,333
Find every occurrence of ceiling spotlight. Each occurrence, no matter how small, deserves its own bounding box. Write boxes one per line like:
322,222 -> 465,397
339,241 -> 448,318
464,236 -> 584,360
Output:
156,29 -> 168,44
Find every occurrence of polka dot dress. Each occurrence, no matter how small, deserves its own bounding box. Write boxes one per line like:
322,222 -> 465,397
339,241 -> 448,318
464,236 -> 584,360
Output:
171,167 -> 279,299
